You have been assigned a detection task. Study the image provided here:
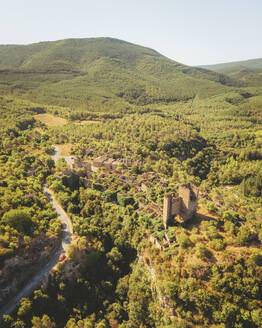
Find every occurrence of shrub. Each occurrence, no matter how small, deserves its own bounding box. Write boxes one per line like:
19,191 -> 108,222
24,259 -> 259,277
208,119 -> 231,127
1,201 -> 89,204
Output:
177,233 -> 191,249
222,210 -> 238,222
190,234 -> 200,243
251,309 -> 262,326
236,226 -> 252,245
17,298 -> 32,318
224,221 -> 237,235
117,193 -> 135,207
205,226 -> 221,240
208,239 -> 225,251
249,251 -> 262,266
195,242 -> 211,259
205,201 -> 218,213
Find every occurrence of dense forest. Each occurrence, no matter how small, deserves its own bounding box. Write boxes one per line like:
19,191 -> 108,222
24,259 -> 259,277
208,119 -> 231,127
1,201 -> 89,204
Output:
0,38 -> 262,327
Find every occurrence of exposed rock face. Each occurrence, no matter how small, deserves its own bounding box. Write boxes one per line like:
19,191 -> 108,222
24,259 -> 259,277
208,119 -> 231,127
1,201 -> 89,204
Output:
0,236 -> 59,307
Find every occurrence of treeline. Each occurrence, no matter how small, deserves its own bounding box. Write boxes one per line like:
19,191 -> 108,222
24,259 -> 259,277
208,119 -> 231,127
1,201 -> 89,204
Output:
68,111 -> 123,121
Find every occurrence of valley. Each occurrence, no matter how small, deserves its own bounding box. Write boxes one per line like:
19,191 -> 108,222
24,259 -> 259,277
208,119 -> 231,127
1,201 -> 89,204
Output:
0,38 -> 261,328
0,150 -> 73,320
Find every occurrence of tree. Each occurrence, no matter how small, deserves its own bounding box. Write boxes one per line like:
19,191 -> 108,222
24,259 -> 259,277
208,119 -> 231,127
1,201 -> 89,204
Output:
32,315 -> 56,328
236,226 -> 252,245
17,298 -> 32,318
1,315 -> 14,328
251,309 -> 262,326
2,209 -> 34,235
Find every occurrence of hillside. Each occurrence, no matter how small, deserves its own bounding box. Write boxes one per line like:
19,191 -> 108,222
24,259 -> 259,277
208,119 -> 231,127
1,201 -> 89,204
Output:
0,38 -> 262,328
200,57 -> 262,71
0,38 -> 242,111
200,58 -> 262,87
217,66 -> 262,87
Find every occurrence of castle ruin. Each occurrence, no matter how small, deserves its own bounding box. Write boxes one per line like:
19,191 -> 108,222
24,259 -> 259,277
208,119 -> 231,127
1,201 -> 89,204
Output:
163,183 -> 198,227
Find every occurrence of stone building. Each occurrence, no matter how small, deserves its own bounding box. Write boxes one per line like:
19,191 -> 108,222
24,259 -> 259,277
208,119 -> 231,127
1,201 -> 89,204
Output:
72,157 -> 82,169
163,183 -> 198,227
89,157 -> 122,172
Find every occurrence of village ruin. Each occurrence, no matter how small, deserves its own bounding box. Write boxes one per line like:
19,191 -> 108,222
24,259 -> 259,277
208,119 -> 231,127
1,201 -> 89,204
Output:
71,155 -> 132,173
60,152 -> 198,229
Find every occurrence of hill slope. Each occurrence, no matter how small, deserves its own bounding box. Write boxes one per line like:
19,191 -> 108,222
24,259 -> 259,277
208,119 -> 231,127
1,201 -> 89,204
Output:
200,57 -> 262,71
0,38 -> 241,111
200,58 -> 262,87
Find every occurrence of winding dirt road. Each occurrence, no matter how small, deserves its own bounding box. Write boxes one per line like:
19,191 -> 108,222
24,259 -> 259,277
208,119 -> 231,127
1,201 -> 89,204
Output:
0,149 -> 73,321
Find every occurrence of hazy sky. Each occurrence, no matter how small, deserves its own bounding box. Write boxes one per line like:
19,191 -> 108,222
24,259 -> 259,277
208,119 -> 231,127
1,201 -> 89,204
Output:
0,0 -> 261,65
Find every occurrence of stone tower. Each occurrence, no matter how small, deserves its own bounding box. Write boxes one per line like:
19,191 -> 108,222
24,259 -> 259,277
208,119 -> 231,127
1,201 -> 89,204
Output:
163,183 -> 198,227
163,194 -> 173,224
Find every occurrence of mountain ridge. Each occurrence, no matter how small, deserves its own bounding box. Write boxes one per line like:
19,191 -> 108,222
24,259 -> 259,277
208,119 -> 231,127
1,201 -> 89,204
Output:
0,37 -> 243,111
199,57 -> 262,87
199,57 -> 262,71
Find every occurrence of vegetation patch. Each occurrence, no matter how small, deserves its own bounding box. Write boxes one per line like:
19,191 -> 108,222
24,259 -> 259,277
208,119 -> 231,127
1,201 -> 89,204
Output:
54,143 -> 74,156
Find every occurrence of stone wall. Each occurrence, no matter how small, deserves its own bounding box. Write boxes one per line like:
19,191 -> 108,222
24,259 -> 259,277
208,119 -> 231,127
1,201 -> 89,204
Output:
163,183 -> 198,226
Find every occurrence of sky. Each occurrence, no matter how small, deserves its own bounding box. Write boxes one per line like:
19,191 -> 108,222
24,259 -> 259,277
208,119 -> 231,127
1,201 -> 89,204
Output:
0,0 -> 261,66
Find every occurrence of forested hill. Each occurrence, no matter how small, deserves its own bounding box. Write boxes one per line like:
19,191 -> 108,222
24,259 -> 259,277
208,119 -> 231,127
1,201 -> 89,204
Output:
1,38 -> 262,328
0,38 -> 242,111
199,58 -> 262,87
200,57 -> 262,71
0,37 -> 237,81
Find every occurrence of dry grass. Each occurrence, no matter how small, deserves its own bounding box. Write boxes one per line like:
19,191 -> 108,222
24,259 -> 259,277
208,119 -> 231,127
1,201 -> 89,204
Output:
34,114 -> 68,126
55,143 -> 74,156
197,204 -> 221,220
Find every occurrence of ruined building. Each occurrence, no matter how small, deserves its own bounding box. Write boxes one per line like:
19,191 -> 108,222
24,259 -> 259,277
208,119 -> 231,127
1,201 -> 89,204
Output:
163,183 -> 198,227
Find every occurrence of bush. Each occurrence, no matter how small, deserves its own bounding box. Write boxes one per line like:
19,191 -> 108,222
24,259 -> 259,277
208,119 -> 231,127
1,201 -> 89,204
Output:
241,173 -> 262,197
205,226 -> 221,240
1,315 -> 14,328
177,233 -> 191,249
205,201 -> 218,213
251,309 -> 262,326
17,298 -> 32,318
224,221 -> 237,235
236,226 -> 252,245
222,210 -> 238,222
208,239 -> 225,251
195,242 -> 211,259
117,193 -> 135,207
249,251 -> 262,266
190,234 -> 200,243
44,145 -> 55,155
104,190 -> 117,202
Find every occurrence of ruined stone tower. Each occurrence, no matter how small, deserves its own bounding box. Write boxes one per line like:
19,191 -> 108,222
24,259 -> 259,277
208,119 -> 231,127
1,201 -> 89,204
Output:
163,194 -> 172,224
163,183 -> 198,227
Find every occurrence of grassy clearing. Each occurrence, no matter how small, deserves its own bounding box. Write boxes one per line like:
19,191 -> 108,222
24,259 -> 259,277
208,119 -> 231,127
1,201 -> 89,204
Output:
34,113 -> 68,127
196,204 -> 221,220
55,143 -> 74,156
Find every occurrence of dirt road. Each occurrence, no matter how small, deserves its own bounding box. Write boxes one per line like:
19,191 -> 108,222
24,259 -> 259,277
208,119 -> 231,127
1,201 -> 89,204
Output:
0,187 -> 73,320
53,145 -> 75,168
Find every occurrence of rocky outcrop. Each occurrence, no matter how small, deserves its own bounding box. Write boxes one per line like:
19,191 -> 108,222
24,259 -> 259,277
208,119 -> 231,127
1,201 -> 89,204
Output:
0,237 -> 59,307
